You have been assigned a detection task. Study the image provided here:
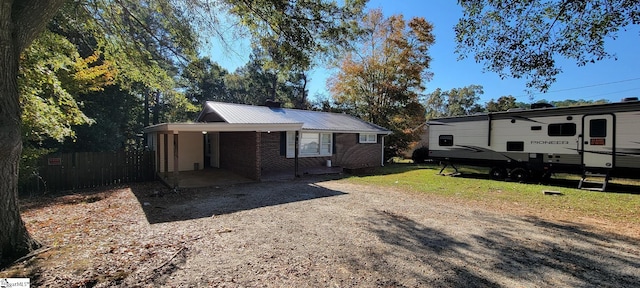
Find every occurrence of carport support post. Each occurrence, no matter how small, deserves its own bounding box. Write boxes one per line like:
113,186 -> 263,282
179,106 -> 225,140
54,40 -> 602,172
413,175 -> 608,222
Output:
163,133 -> 169,179
156,132 -> 161,176
173,131 -> 179,189
294,130 -> 299,177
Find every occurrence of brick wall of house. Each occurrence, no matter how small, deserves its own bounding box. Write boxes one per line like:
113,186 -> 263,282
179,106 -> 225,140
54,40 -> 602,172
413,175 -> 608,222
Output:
259,132 -> 329,172
259,132 -> 382,171
219,132 -> 260,180
334,133 -> 382,168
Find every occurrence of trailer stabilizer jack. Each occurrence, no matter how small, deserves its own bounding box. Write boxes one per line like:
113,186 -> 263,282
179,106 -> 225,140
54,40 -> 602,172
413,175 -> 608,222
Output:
438,162 -> 461,176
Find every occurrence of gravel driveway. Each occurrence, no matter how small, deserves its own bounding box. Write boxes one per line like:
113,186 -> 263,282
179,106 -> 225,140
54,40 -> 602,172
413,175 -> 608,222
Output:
131,176 -> 640,287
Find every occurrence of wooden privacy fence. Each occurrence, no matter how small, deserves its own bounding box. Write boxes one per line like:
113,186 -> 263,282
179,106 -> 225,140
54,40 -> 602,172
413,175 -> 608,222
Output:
20,150 -> 155,194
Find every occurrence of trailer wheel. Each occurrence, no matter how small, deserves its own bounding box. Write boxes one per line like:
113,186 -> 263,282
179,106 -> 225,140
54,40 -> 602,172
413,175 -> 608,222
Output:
489,167 -> 507,180
510,168 -> 529,183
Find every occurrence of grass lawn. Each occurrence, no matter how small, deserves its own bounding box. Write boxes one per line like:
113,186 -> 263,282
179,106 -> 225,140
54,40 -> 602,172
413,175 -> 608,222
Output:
344,163 -> 640,225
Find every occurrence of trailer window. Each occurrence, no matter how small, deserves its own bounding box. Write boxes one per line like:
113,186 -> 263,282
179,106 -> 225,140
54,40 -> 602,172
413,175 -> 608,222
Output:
439,135 -> 453,146
548,123 -> 576,136
589,119 -> 607,137
506,141 -> 524,151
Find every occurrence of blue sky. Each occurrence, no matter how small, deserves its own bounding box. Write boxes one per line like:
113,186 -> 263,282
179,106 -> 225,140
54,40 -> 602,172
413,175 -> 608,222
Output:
204,1 -> 640,105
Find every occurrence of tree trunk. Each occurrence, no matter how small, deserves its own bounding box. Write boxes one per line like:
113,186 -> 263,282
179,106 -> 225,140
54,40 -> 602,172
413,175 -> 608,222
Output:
0,11 -> 40,269
0,0 -> 66,267
144,89 -> 150,127
153,91 -> 160,124
270,72 -> 277,101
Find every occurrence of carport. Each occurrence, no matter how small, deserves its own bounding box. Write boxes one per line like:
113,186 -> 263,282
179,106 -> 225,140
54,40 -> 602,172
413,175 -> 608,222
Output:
144,122 -> 303,188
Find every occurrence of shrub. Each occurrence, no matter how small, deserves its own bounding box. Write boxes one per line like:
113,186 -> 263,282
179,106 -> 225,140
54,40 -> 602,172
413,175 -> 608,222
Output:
411,146 -> 429,163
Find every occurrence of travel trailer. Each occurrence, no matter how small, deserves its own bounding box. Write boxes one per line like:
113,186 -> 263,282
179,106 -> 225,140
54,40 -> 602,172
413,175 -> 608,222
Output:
427,99 -> 640,191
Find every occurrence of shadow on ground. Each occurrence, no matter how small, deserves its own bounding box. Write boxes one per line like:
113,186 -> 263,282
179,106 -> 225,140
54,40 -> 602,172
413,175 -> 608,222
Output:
351,209 -> 501,287
359,209 -> 640,287
131,177 -> 347,224
19,185 -> 127,212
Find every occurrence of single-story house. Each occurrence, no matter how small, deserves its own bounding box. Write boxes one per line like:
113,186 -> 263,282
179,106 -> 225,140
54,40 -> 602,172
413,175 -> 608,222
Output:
143,101 -> 391,186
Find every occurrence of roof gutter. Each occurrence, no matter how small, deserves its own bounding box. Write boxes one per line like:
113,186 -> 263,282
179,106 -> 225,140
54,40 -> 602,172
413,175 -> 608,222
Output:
300,129 -> 392,134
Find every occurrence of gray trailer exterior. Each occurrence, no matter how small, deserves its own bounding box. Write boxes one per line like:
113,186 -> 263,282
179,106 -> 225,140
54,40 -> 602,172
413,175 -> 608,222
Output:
427,100 -> 640,188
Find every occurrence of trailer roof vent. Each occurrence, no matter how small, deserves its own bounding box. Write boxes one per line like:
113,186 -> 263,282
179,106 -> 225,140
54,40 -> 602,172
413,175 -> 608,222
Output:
531,102 -> 554,109
622,97 -> 638,102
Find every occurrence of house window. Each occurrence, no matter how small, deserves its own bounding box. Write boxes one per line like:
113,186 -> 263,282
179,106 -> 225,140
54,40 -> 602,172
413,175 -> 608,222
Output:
286,131 -> 332,158
359,133 -> 377,143
548,123 -> 576,136
439,135 -> 453,146
286,132 -> 295,158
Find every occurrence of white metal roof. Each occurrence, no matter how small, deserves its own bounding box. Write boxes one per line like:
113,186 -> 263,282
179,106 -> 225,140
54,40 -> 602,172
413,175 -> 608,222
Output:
143,122 -> 303,133
197,101 -> 391,134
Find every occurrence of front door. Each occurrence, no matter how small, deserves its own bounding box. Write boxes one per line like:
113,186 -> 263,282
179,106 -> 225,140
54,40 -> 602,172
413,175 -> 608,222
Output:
582,114 -> 614,168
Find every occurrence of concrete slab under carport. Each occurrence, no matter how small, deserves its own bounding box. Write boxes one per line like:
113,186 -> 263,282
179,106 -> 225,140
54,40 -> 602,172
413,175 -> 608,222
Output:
158,166 -> 345,189
159,168 -> 255,189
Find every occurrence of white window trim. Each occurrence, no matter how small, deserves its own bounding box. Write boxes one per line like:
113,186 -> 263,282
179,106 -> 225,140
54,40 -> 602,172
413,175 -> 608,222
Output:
286,131 -> 333,158
359,133 -> 377,143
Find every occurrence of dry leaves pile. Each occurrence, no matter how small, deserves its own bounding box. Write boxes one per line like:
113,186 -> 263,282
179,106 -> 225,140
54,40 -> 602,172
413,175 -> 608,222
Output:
4,183 -> 191,287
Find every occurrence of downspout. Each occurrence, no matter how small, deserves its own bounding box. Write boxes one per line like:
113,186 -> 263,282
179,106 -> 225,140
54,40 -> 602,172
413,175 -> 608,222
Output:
381,134 -> 386,167
294,130 -> 300,177
173,131 -> 179,189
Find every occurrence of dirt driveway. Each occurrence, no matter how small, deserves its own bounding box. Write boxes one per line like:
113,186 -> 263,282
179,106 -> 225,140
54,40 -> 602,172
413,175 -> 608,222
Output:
8,176 -> 640,287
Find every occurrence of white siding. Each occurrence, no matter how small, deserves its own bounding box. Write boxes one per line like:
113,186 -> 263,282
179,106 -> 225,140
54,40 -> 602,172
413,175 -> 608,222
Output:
491,115 -> 580,154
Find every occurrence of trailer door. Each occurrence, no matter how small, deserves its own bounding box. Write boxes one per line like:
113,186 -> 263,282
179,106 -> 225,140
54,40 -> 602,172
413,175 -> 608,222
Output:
582,115 -> 614,168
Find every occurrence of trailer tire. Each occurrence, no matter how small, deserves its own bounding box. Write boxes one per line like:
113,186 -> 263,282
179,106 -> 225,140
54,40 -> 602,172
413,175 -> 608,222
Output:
489,167 -> 507,180
510,168 -> 529,183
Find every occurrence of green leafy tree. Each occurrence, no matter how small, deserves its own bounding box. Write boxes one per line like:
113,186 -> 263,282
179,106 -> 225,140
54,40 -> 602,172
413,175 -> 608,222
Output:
425,88 -> 447,119
225,52 -> 281,105
223,49 -> 311,108
425,85 -> 484,118
19,30 -> 115,143
329,9 -> 435,158
455,0 -> 640,92
541,98 -> 610,107
226,0 -> 367,108
485,95 -> 518,112
182,57 -> 231,106
18,27 -> 117,187
287,71 -> 311,109
55,86 -> 144,152
228,0 -> 367,72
